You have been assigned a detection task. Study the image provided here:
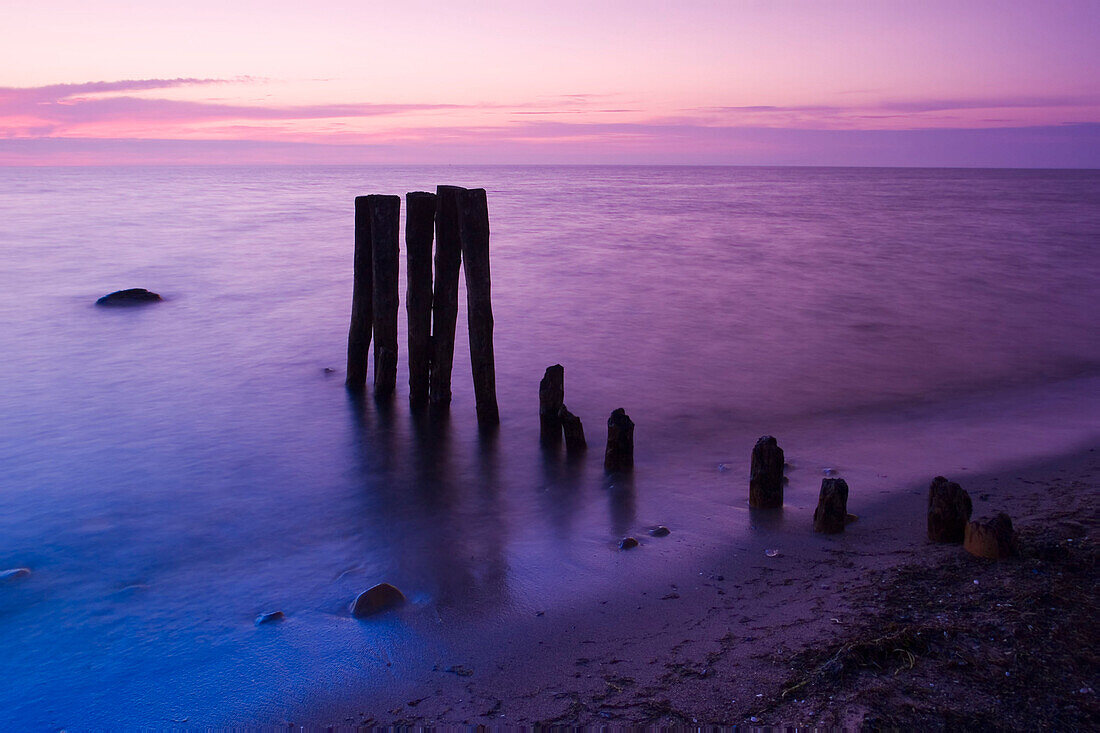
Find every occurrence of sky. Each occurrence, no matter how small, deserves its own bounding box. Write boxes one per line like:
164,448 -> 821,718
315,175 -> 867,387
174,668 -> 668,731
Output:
2,0 -> 1098,166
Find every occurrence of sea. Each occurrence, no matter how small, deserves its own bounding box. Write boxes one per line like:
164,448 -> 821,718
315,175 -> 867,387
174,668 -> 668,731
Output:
0,165 -> 1097,726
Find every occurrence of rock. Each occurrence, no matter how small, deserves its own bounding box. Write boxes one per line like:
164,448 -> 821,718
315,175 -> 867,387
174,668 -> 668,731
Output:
559,405 -> 587,453
749,435 -> 784,508
964,512 -> 1018,559
350,582 -> 406,617
619,537 -> 639,550
254,611 -> 285,625
0,568 -> 31,581
813,478 -> 849,534
604,408 -> 635,472
539,365 -> 565,445
927,476 -> 973,543
648,525 -> 671,537
96,288 -> 162,306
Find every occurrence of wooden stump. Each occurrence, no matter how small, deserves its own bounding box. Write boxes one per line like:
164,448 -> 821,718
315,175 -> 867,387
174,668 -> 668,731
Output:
604,408 -> 634,472
539,364 -> 565,445
458,188 -> 499,426
927,476 -> 972,543
964,513 -> 1018,559
345,196 -> 373,389
813,477 -> 849,534
369,195 -> 401,398
405,191 -> 436,407
429,185 -> 465,408
749,435 -> 784,508
559,405 -> 586,454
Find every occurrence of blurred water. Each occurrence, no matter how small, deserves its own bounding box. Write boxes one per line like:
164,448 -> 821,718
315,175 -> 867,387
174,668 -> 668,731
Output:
0,165 -> 1097,726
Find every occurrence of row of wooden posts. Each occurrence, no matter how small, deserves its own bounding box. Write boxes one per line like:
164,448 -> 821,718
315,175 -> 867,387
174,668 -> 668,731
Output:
345,186 -> 498,426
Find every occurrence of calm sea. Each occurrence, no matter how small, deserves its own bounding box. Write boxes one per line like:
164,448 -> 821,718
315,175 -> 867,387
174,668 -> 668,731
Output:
0,166 -> 1098,725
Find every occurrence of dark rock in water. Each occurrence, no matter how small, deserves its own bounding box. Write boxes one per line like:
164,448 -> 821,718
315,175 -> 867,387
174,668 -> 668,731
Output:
350,582 -> 406,617
749,435 -> 785,508
813,478 -> 849,534
927,476 -> 973,543
1,568 -> 31,581
559,405 -> 586,453
254,611 -> 285,625
648,525 -> 671,537
604,408 -> 635,472
539,365 -> 565,445
964,512 -> 1018,559
96,288 -> 161,306
619,537 -> 639,550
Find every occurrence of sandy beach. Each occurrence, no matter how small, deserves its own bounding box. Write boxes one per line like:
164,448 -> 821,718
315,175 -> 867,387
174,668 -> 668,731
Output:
308,447 -> 1098,728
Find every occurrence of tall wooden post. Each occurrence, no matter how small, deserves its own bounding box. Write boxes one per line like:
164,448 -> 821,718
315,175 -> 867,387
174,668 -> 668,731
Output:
429,185 -> 465,409
458,188 -> 499,426
405,191 -> 436,407
604,408 -> 635,472
749,435 -> 784,508
539,364 -> 564,445
345,196 -> 373,389
369,194 -> 401,398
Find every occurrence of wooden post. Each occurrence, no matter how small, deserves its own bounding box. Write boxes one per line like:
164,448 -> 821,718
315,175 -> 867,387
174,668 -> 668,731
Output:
345,196 -> 373,389
559,405 -> 586,454
813,478 -> 849,534
539,364 -> 564,445
458,187 -> 499,426
369,194 -> 401,398
749,435 -> 784,508
604,408 -> 634,472
429,185 -> 465,409
927,476 -> 972,543
405,191 -> 436,407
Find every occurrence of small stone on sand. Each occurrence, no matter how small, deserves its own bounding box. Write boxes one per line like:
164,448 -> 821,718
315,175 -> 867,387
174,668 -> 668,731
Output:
350,582 -> 406,617
255,611 -> 285,625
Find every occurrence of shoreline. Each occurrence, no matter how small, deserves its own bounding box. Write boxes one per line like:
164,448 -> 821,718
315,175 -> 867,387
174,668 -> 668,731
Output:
305,446 -> 1098,727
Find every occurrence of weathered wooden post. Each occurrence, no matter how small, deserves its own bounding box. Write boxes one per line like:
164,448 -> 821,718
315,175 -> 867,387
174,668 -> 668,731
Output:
813,478 -> 849,533
749,435 -> 784,508
964,513 -> 1018,559
429,185 -> 465,408
927,476 -> 972,543
369,194 -> 401,398
539,365 -> 565,445
559,405 -> 586,454
604,408 -> 634,472
405,191 -> 436,407
458,187 -> 499,426
345,196 -> 373,389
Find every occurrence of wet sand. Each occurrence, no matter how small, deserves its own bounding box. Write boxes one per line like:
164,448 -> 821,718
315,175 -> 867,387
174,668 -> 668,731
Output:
306,446 -> 1098,727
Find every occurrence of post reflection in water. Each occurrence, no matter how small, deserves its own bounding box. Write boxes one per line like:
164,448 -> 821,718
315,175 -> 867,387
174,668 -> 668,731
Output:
605,472 -> 637,540
536,439 -> 586,540
347,396 -> 508,616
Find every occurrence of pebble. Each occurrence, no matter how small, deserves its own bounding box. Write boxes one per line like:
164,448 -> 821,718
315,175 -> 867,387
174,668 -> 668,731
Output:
1,568 -> 31,581
255,611 -> 285,625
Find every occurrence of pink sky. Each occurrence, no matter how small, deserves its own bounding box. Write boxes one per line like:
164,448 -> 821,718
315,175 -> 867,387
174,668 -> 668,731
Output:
2,0 -> 1098,166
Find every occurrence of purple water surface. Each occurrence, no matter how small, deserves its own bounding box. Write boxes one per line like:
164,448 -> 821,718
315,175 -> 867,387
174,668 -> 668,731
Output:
0,166 -> 1097,726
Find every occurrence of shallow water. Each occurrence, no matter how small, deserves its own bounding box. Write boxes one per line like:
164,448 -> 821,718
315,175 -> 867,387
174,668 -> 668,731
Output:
0,165 -> 1098,726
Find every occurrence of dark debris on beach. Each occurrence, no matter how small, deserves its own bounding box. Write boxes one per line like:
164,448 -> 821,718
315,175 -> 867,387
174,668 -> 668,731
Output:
753,509 -> 1099,731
